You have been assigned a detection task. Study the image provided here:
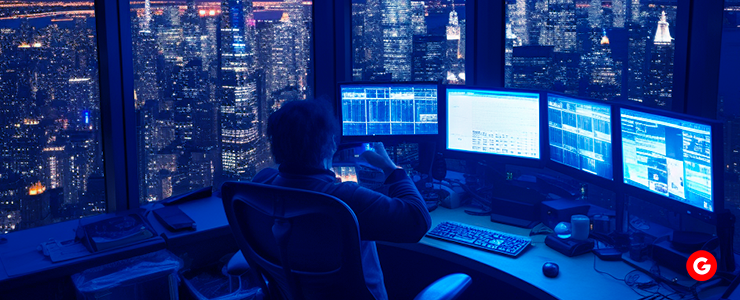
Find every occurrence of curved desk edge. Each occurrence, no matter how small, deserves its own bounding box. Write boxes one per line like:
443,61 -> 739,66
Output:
378,241 -> 558,300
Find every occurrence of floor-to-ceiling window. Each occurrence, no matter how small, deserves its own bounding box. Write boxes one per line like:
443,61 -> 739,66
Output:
719,0 -> 740,253
0,0 -> 106,232
505,0 -> 676,109
351,0 -> 465,84
129,0 -> 313,203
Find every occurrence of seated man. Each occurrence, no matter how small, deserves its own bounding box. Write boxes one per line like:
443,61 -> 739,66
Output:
252,99 -> 432,300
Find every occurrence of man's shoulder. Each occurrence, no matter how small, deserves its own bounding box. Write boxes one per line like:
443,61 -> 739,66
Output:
252,168 -> 279,183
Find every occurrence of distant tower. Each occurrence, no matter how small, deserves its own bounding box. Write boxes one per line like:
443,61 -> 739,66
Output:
446,1 -> 460,41
646,11 -> 674,108
600,28 -> 610,45
144,0 -> 151,31
653,11 -> 672,45
218,0 -> 260,182
625,0 -> 647,103
545,0 -> 576,52
587,29 -> 621,100
381,0 -> 412,81
445,0 -> 463,83
411,1 -> 426,35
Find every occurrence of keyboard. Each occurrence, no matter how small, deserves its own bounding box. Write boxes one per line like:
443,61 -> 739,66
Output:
426,221 -> 532,257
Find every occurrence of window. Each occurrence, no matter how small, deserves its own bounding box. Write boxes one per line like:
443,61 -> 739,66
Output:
505,0 -> 677,108
719,0 -> 740,253
351,0 -> 466,84
130,0 -> 313,203
0,1 -> 106,233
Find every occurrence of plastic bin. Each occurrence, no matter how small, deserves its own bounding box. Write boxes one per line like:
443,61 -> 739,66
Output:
181,260 -> 262,300
72,250 -> 183,300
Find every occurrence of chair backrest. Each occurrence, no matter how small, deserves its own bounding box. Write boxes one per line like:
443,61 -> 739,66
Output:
222,181 -> 376,300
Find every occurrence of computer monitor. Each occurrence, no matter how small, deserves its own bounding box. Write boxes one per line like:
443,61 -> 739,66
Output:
620,107 -> 722,218
339,82 -> 439,142
445,87 -> 542,165
547,93 -> 613,182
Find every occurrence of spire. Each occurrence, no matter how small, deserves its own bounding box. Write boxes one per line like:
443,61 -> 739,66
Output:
506,24 -> 516,40
654,11 -> 672,45
446,0 -> 460,40
600,28 -> 610,45
143,0 -> 151,31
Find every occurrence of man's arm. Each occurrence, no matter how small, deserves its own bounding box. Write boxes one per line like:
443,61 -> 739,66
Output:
336,167 -> 431,243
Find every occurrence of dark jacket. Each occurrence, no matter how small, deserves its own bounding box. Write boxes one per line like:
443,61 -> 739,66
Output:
252,164 -> 432,300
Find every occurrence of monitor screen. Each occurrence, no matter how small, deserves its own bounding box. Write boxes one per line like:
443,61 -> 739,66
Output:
547,94 -> 613,180
621,108 -> 714,212
340,84 -> 438,136
446,88 -> 540,159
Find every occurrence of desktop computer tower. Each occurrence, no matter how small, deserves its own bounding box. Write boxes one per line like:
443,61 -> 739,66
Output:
489,182 -> 545,228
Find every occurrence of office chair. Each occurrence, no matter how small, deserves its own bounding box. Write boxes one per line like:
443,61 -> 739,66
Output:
222,181 -> 472,300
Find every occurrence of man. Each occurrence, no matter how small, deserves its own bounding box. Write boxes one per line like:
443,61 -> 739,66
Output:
252,99 -> 431,300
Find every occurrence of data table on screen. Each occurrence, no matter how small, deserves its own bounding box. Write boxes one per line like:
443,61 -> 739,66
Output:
447,89 -> 540,159
341,85 -> 438,136
547,95 -> 613,180
621,109 -> 713,212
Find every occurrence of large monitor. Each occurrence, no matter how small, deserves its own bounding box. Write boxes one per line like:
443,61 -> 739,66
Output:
339,83 -> 439,140
620,108 -> 717,214
547,93 -> 613,181
446,87 -> 541,162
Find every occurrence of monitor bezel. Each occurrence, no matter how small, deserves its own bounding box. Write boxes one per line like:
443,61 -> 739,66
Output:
544,92 -> 618,190
441,85 -> 547,168
337,81 -> 444,145
614,103 -> 724,223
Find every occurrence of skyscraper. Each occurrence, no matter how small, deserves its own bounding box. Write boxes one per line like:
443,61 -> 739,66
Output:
645,11 -> 674,108
411,1 -> 427,35
381,0 -> 412,81
584,29 -> 621,100
446,1 -> 464,83
545,0 -> 577,52
218,0 -> 260,182
512,46 -> 554,90
412,35 -> 445,82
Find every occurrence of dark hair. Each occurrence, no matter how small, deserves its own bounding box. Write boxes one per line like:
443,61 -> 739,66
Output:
267,99 -> 339,167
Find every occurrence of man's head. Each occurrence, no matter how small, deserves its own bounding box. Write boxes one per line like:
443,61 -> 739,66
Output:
267,99 -> 339,167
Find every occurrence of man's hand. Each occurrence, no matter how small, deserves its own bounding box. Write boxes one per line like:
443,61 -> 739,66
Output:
359,142 -> 398,176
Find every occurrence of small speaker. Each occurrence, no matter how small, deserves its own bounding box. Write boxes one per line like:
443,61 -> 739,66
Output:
718,209 -> 736,272
570,215 -> 590,241
431,152 -> 447,181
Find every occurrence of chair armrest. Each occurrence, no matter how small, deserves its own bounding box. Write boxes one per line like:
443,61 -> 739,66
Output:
414,273 -> 472,300
226,250 -> 251,276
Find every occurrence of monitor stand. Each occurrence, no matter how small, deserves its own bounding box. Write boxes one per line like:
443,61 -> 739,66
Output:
490,213 -> 539,229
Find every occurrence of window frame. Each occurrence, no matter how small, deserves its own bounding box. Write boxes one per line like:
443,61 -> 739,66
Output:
96,0 -> 139,211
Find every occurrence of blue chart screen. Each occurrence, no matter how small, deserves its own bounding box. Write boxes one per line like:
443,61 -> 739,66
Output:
341,84 -> 438,136
447,89 -> 540,159
548,95 -> 613,180
621,109 -> 713,212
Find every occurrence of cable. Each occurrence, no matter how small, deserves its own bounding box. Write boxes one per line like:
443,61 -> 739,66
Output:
593,256 -> 675,299
448,178 -> 494,214
593,254 -> 626,282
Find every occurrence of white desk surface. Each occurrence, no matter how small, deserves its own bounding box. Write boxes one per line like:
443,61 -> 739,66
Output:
386,206 -> 709,300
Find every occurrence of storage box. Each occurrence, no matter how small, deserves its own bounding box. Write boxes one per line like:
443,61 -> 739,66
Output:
72,250 -> 182,300
181,261 -> 262,300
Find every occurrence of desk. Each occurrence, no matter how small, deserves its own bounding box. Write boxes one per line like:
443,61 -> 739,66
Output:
383,207 -> 640,299
0,212 -> 166,291
0,195 -> 728,299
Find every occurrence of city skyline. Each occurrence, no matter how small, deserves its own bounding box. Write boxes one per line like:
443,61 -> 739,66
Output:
2,0 -> 740,253
0,0 -> 313,232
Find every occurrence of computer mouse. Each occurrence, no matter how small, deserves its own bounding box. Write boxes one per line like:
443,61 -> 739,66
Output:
542,262 -> 559,278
